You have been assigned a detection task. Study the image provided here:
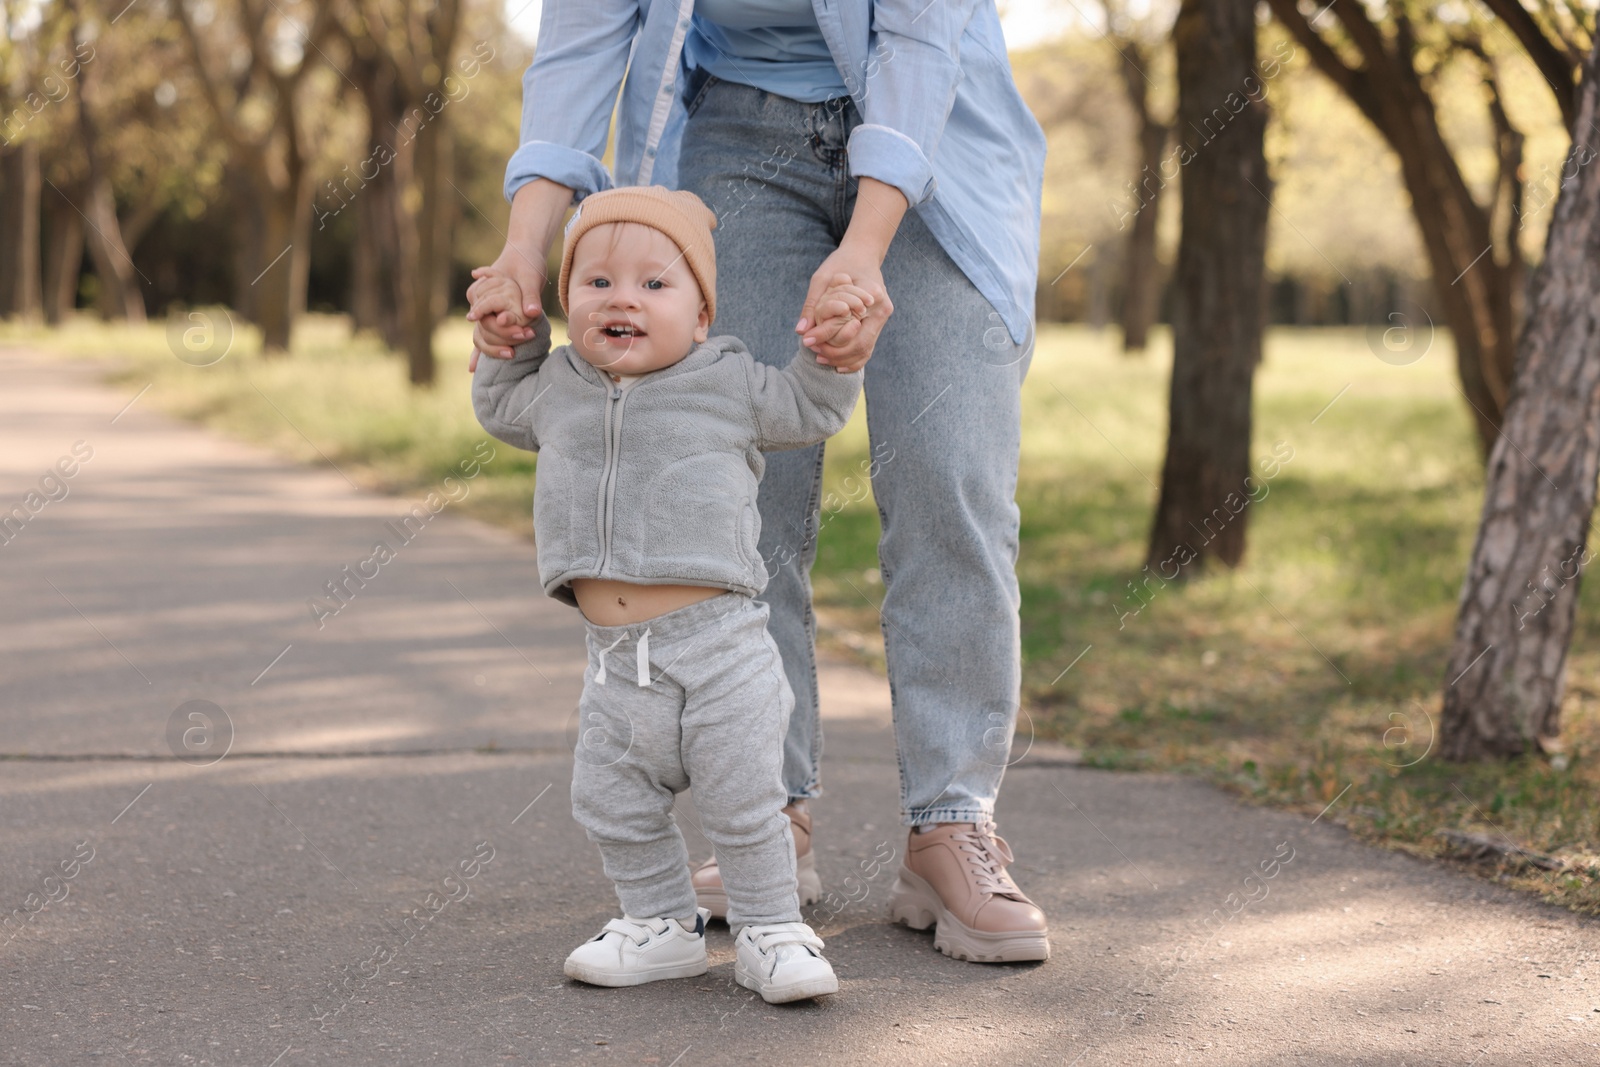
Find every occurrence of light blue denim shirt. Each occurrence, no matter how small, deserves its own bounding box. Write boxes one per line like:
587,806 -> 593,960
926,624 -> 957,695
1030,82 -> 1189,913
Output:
504,0 -> 1046,345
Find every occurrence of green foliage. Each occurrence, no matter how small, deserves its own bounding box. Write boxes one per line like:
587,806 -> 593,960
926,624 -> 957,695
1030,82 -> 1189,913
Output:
1011,20 -> 1573,302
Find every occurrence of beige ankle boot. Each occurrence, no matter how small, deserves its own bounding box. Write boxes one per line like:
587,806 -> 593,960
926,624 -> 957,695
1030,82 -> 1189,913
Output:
691,801 -> 822,919
888,820 -> 1050,962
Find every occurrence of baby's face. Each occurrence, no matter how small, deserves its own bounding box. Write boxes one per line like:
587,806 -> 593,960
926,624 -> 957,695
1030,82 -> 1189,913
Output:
567,222 -> 710,376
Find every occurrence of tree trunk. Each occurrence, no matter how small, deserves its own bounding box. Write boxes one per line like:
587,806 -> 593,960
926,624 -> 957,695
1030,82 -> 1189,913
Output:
1396,128 -> 1519,455
345,45 -> 409,350
1146,0 -> 1270,574
81,173 -> 145,322
253,116 -> 315,356
228,164 -> 264,326
405,112 -> 452,386
75,33 -> 145,324
253,183 -> 304,354
350,198 -> 381,335
332,0 -> 461,385
77,110 -> 144,321
1120,156 -> 1166,350
287,165 -> 314,346
1118,49 -> 1170,353
1438,42 -> 1600,761
350,154 -> 409,349
41,186 -> 84,324
0,139 -> 43,321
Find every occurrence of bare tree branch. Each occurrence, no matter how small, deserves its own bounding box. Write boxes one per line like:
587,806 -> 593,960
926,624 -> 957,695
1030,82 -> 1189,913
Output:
1262,0 -> 1381,124
1478,0 -> 1581,128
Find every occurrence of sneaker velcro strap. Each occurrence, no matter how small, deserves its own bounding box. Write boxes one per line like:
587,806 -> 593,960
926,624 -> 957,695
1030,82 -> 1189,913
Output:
747,921 -> 825,954
603,916 -> 670,944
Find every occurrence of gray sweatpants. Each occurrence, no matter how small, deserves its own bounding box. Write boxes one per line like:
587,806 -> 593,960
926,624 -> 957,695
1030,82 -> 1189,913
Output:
570,592 -> 800,929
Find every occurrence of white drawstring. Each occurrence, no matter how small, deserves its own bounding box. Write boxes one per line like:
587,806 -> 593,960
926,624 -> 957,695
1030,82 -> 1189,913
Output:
593,633 -> 626,686
592,628 -> 653,687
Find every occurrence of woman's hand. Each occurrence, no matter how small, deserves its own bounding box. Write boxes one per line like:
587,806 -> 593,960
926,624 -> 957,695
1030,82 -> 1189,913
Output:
798,246 -> 892,373
802,272 -> 879,372
467,253 -> 546,369
466,178 -> 573,371
466,265 -> 534,366
797,177 -> 906,373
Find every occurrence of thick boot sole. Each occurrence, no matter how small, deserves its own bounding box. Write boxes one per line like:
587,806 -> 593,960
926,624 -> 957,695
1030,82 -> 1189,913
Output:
695,848 -> 822,920
888,867 -> 1051,964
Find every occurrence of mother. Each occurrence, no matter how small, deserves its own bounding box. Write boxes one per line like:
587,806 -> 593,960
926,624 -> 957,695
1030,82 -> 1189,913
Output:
470,0 -> 1049,963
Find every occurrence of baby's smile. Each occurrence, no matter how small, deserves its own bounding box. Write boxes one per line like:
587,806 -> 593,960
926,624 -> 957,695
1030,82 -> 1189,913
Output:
599,320 -> 646,339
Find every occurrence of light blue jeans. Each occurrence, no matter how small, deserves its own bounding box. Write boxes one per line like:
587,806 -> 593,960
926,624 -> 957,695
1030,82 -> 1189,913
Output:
677,74 -> 1033,827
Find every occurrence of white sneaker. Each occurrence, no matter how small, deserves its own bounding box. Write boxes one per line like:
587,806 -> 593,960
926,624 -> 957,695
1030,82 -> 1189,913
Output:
564,908 -> 710,987
733,921 -> 838,1003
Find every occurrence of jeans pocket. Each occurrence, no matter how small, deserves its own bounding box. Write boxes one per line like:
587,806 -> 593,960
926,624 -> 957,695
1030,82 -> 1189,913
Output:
683,69 -> 721,119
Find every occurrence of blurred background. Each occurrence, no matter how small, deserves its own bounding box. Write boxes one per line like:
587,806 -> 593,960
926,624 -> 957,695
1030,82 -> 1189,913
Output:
4,1 -> 1600,909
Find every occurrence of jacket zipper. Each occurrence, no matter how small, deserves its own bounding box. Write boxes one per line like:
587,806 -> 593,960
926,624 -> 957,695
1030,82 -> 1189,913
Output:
596,380 -> 627,574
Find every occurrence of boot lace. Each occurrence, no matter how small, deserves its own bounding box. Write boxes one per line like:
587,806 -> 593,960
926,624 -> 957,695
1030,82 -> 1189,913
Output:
949,819 -> 1026,900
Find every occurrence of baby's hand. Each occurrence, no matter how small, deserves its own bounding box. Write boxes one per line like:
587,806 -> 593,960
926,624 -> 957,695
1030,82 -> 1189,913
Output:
805,272 -> 875,373
467,266 -> 531,359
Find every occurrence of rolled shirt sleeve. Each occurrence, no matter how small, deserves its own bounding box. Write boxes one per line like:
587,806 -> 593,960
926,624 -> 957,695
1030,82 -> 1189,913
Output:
503,0 -> 642,204
846,0 -> 983,207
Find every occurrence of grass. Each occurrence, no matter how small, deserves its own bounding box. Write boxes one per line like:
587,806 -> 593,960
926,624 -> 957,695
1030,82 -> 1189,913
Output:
7,310 -> 1599,912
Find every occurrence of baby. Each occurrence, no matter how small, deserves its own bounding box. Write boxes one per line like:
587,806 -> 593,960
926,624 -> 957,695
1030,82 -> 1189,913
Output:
468,186 -> 871,1004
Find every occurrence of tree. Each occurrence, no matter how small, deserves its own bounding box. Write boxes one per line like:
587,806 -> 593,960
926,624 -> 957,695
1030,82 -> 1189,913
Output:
1145,0 -> 1271,573
4,0 -> 159,325
69,0 -> 147,323
329,0 -> 465,386
1105,0 -> 1174,353
1438,35 -> 1600,761
175,0 -> 336,353
16,1 -> 227,324
338,39 -> 408,351
1477,0 -> 1588,128
1265,0 -> 1592,455
3,0 -> 82,324
39,183 -> 82,323
0,140 -> 42,320
0,0 -> 65,323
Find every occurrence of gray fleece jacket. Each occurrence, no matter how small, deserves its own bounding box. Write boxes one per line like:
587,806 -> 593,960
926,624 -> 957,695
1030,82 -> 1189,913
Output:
472,316 -> 861,606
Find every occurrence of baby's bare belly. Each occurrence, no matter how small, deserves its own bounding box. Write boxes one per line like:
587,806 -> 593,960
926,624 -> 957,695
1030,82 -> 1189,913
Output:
570,578 -> 725,626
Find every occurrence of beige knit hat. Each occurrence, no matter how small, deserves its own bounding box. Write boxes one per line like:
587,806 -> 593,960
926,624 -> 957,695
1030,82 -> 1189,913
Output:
557,186 -> 719,323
